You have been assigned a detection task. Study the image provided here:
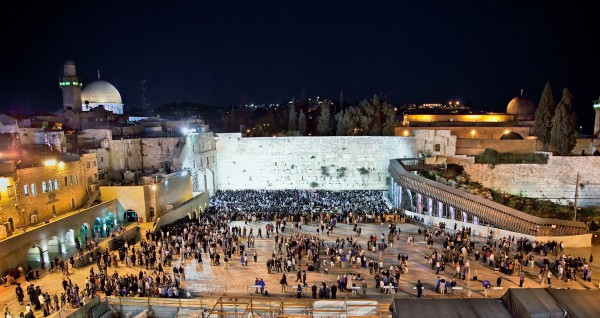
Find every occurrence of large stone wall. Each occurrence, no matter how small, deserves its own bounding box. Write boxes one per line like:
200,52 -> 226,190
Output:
93,137 -> 181,173
458,155 -> 600,206
456,139 -> 537,155
215,131 -> 456,190
178,133 -> 217,194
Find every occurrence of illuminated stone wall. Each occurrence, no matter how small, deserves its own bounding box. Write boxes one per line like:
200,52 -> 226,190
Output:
214,131 -> 455,190
458,155 -> 600,206
178,132 -> 217,194
93,137 -> 180,172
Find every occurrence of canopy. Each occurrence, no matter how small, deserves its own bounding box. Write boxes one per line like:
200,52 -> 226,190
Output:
501,288 -> 565,318
391,298 -> 511,318
546,289 -> 600,318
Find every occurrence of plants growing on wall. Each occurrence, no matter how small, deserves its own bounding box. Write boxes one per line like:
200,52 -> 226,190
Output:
336,167 -> 347,178
310,181 -> 319,188
358,167 -> 369,175
321,166 -> 330,177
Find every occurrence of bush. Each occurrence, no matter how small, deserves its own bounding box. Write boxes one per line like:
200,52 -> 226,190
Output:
475,148 -> 548,165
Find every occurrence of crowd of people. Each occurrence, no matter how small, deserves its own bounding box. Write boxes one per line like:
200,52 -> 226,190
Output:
4,189 -> 599,317
208,189 -> 390,219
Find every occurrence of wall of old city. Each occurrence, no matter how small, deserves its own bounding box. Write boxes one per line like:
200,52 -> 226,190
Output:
93,137 -> 181,174
455,155 -> 600,206
215,131 -> 456,190
178,132 -> 217,193
455,139 -> 538,155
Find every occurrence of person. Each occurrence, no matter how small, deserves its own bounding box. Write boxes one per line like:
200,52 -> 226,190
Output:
496,276 -> 502,287
590,254 -> 594,263
416,280 -> 423,298
331,284 -> 337,299
483,280 -> 492,297
519,270 -> 525,287
297,284 -> 302,298
280,274 -> 288,293
15,283 -> 24,304
311,283 -> 317,299
547,271 -> 552,286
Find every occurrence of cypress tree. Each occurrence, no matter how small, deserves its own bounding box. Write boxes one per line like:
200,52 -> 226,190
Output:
297,110 -> 307,135
532,82 -> 555,148
550,88 -> 577,155
317,101 -> 332,135
288,103 -> 297,131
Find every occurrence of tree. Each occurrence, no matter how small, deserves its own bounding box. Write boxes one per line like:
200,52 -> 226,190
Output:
288,103 -> 297,131
550,88 -> 578,155
533,82 -> 556,148
298,110 -> 307,135
333,94 -> 395,136
317,100 -> 332,135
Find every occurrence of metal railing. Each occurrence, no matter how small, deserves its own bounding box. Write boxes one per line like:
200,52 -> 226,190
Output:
389,159 -> 588,236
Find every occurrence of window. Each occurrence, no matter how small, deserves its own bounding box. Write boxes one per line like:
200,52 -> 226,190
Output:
100,157 -> 104,163
24,185 -> 29,197
47,180 -> 53,191
31,183 -> 36,196
54,179 -> 59,190
71,198 -> 75,208
69,175 -> 73,185
30,212 -> 38,224
42,181 -> 47,193
64,176 -> 68,187
434,144 -> 441,152
86,162 -> 90,168
74,175 -> 78,184
93,161 -> 96,167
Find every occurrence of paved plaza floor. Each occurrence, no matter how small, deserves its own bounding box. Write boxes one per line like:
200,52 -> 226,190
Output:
2,219 -> 599,317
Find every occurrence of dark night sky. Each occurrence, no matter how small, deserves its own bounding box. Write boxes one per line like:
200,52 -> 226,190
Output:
1,1 -> 599,132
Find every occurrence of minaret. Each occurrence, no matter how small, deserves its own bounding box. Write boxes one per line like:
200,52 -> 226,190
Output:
594,96 -> 600,137
59,60 -> 82,111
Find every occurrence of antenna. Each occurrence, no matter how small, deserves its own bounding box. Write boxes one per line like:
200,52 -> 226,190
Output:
520,89 -> 523,96
97,70 -> 101,79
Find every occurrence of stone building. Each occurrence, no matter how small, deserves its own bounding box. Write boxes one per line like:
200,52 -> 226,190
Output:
0,153 -> 98,235
397,92 -> 538,155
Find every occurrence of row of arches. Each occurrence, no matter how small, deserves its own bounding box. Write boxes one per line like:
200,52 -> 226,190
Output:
25,212 -> 120,269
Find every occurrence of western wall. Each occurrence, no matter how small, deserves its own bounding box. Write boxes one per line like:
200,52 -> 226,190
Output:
213,130 -> 456,190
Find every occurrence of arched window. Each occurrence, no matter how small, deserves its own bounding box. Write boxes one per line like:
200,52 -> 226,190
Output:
47,180 -> 53,191
54,179 -> 59,190
69,175 -> 73,185
42,181 -> 47,193
71,198 -> 75,208
24,185 -> 29,197
31,183 -> 36,196
64,176 -> 68,187
74,175 -> 78,184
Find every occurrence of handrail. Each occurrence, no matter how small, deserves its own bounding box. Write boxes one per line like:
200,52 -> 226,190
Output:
389,159 -> 588,232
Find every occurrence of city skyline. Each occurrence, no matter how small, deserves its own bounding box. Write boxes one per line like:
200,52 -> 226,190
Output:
1,1 -> 599,131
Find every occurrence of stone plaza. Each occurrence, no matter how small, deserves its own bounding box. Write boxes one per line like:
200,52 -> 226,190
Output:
2,216 -> 599,317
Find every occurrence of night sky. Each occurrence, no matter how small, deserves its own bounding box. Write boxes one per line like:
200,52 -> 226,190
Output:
1,1 -> 599,131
